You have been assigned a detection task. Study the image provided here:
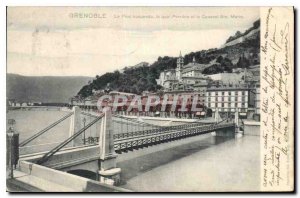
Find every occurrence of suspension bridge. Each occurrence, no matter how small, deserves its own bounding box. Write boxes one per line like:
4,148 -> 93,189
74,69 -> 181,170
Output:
8,106 -> 238,192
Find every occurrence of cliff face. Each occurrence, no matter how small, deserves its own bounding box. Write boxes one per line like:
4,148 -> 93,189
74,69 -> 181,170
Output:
221,28 -> 260,48
181,24 -> 260,74
7,74 -> 92,103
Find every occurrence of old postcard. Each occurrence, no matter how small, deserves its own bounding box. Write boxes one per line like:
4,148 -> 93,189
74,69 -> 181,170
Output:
6,6 -> 294,192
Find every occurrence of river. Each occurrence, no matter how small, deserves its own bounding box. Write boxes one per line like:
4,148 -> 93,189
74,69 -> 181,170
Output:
121,135 -> 260,192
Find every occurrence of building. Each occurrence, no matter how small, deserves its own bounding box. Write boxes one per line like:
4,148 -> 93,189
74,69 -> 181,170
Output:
163,90 -> 206,105
247,65 -> 260,82
156,52 -> 261,119
248,82 -> 260,120
206,72 -> 245,84
156,52 -> 211,92
193,80 -> 210,99
254,84 -> 260,115
205,83 -> 253,117
156,70 -> 178,91
245,65 -> 260,120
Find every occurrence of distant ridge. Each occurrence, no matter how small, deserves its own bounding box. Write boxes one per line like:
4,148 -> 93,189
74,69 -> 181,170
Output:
7,73 -> 93,103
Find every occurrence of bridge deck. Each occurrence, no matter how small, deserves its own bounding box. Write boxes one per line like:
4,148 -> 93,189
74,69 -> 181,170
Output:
114,122 -> 235,153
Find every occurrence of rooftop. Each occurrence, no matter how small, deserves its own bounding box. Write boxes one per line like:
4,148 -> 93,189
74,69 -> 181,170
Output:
207,83 -> 252,91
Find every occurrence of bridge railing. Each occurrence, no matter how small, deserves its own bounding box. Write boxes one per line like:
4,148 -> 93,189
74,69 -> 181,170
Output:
113,122 -> 235,152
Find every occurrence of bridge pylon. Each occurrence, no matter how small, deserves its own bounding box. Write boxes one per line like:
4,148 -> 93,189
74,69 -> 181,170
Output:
69,106 -> 82,146
234,108 -> 241,134
98,107 -> 121,185
214,108 -> 221,123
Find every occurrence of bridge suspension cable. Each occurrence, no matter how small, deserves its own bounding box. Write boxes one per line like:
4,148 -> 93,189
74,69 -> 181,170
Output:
113,113 -> 221,129
112,119 -> 153,127
36,114 -> 104,165
19,112 -> 74,147
112,114 -> 161,128
211,109 -> 232,126
81,111 -> 99,118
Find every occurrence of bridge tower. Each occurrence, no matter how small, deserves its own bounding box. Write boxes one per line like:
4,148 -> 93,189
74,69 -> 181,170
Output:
234,108 -> 239,127
214,108 -> 235,137
214,108 -> 220,123
98,107 -> 121,185
234,108 -> 243,135
69,106 -> 82,146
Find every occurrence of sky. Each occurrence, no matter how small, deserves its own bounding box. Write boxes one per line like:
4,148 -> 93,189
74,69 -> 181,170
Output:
7,7 -> 260,77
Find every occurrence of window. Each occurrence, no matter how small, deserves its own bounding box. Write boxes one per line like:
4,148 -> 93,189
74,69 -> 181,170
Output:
229,92 -> 231,96
222,103 -> 224,107
222,92 -> 225,96
235,103 -> 238,107
222,97 -> 224,102
235,91 -> 238,95
242,91 -> 245,96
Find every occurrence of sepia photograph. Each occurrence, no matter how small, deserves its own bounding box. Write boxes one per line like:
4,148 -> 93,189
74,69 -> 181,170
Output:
5,6 -> 294,192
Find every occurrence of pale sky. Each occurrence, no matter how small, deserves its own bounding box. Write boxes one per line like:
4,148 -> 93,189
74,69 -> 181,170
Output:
7,7 -> 259,77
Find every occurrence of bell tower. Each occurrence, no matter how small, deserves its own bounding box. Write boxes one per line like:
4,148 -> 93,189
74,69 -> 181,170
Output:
176,51 -> 184,81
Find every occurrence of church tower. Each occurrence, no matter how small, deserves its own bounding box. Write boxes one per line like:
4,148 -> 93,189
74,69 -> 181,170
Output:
176,51 -> 184,81
192,56 -> 196,64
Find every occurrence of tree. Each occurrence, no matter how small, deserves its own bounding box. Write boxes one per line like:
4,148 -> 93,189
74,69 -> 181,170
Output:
235,31 -> 242,37
216,56 -> 223,63
253,20 -> 260,29
206,109 -> 212,117
236,56 -> 250,68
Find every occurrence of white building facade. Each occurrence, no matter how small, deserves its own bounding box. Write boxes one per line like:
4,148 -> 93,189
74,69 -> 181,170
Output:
205,84 -> 251,115
156,52 -> 211,92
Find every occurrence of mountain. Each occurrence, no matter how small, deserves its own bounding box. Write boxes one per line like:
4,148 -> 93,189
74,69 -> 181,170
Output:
77,19 -> 260,98
7,74 -> 93,103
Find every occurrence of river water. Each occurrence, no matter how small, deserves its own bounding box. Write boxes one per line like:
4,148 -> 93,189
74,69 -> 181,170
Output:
121,135 -> 260,192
